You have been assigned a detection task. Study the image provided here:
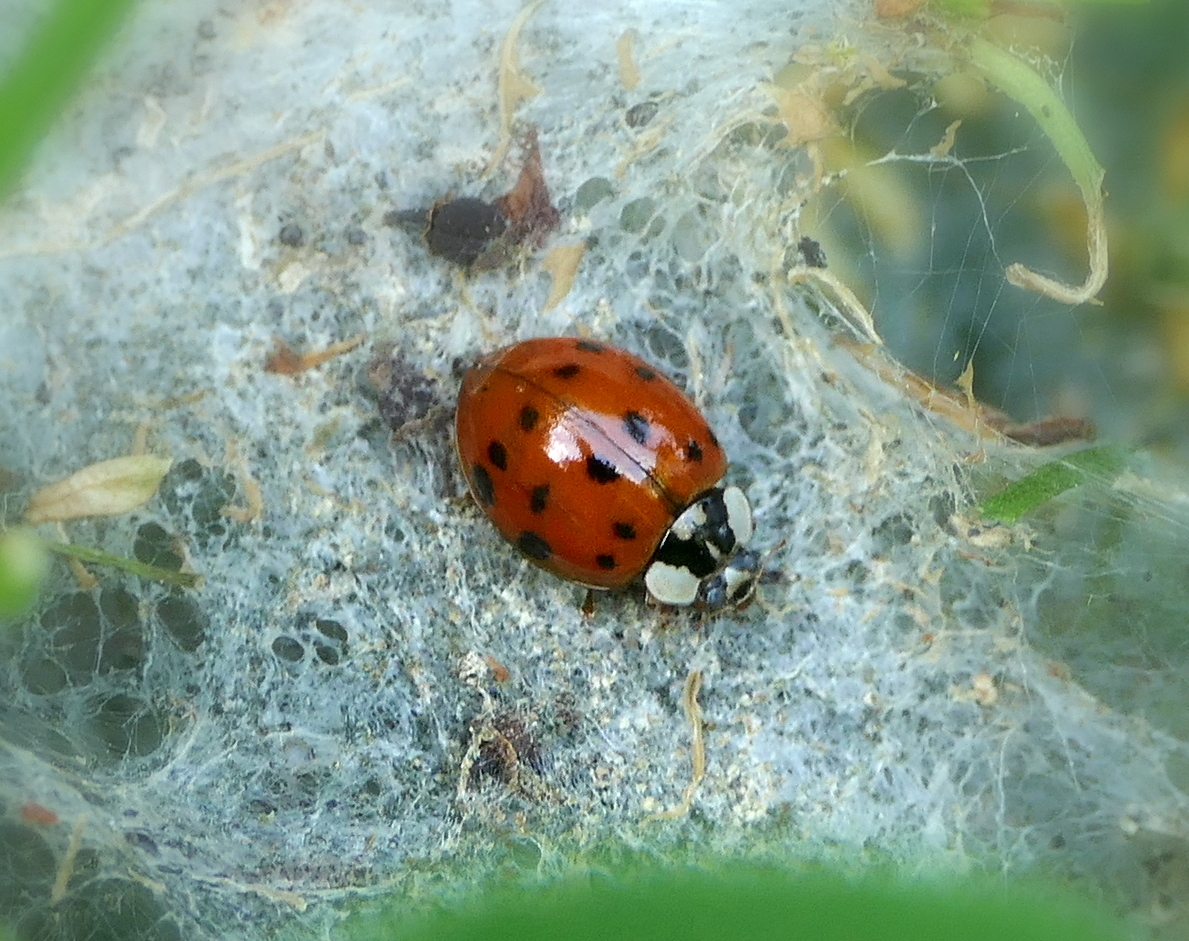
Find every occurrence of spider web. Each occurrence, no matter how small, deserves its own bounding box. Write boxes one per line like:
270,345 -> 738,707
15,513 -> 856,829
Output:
1,2 -> 1188,939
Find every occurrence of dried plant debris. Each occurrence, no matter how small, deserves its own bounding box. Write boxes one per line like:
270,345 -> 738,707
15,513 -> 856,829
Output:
367,347 -> 444,435
540,241 -> 588,311
842,338 -> 1097,449
25,455 -> 172,523
874,0 -> 924,18
19,802 -> 60,827
616,29 -> 641,91
393,128 -> 560,270
797,235 -> 828,269
417,198 -> 508,269
264,335 -> 363,375
465,712 -> 545,793
493,130 -> 561,249
995,416 -> 1097,448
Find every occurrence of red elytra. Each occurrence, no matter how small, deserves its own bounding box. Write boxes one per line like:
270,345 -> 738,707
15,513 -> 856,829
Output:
455,336 -> 758,608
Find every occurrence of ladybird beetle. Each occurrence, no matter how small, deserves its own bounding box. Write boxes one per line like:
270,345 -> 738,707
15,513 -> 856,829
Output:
455,336 -> 759,609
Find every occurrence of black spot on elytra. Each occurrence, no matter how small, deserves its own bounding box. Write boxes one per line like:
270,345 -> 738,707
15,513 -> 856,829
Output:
471,464 -> 495,506
554,363 -> 580,379
519,405 -> 539,432
686,439 -> 703,462
635,365 -> 657,381
596,554 -> 616,570
487,441 -> 508,471
613,522 -> 637,540
576,339 -> 605,353
529,484 -> 550,514
623,411 -> 649,446
586,455 -> 621,484
517,531 -> 552,560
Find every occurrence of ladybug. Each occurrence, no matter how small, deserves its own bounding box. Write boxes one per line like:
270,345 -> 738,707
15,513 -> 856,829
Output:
455,336 -> 759,609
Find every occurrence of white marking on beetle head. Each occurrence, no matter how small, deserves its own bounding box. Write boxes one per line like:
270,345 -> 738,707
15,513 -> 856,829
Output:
645,486 -> 759,609
722,485 -> 753,547
644,560 -> 699,607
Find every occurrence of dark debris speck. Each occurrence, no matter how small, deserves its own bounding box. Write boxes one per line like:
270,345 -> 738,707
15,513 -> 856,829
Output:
625,100 -> 660,128
367,348 -> 440,433
278,224 -> 304,247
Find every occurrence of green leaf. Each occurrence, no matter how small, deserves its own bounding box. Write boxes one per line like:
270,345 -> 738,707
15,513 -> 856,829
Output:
979,445 -> 1129,523
344,865 -> 1128,941
0,528 -> 49,619
0,0 -> 141,198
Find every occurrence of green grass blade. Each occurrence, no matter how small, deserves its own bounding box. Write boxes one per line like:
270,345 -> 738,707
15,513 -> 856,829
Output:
979,445 -> 1129,523
39,538 -> 203,589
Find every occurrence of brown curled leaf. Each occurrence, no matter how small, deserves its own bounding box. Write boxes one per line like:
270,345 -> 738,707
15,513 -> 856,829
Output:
25,455 -> 172,523
492,127 -> 560,248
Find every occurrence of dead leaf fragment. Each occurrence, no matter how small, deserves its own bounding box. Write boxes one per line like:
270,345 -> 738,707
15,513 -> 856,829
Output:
617,30 -> 641,91
541,241 -> 587,311
51,816 -> 87,904
485,655 -> 511,683
857,53 -> 907,92
19,802 -> 60,827
220,441 -> 265,524
997,416 -> 1097,447
931,119 -> 962,158
67,556 -> 99,590
25,455 -> 172,523
764,84 -> 839,147
491,128 -> 560,248
264,335 -> 364,374
643,668 -> 706,822
263,339 -> 304,375
875,0 -> 924,19
490,0 -> 546,172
